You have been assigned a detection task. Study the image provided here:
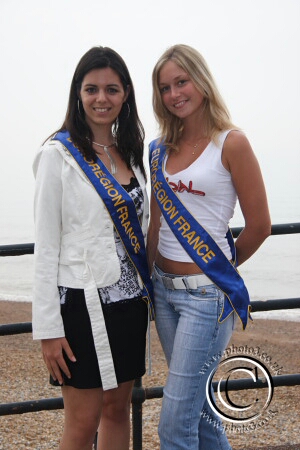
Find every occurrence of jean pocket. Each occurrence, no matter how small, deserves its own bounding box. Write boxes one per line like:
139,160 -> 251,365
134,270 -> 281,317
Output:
186,284 -> 219,301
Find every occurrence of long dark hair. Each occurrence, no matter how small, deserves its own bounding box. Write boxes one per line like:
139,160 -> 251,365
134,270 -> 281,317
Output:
53,46 -> 145,176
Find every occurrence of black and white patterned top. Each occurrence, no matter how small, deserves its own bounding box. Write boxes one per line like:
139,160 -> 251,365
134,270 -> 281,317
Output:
59,177 -> 143,305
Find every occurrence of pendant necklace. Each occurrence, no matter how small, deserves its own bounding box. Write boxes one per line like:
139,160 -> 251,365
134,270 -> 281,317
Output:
91,140 -> 117,175
184,141 -> 200,155
182,138 -> 207,155
191,143 -> 199,155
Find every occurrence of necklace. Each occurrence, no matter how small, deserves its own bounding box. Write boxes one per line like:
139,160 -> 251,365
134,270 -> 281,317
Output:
92,141 -> 116,151
191,142 -> 200,155
181,137 -> 207,155
90,140 -> 117,175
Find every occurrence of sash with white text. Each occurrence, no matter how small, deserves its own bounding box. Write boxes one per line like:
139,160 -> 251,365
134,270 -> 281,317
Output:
53,131 -> 154,319
149,139 -> 251,329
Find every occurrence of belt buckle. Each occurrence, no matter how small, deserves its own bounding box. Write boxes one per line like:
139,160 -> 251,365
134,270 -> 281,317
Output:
162,276 -> 175,290
184,276 -> 198,290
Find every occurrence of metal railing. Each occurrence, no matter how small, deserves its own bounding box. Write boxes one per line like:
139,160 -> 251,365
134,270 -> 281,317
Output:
1,222 -> 300,449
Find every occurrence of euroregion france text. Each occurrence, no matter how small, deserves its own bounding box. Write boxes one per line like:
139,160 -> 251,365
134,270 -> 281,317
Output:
85,159 -> 141,255
150,148 -> 215,264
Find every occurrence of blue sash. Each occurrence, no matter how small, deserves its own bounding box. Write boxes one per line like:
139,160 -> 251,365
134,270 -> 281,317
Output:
54,131 -> 154,319
149,139 -> 251,329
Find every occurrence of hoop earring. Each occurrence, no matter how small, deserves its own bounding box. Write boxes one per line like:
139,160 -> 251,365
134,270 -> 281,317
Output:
126,102 -> 130,118
77,99 -> 82,116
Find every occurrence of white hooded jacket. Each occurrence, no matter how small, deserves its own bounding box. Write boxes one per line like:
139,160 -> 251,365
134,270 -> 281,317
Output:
33,139 -> 149,389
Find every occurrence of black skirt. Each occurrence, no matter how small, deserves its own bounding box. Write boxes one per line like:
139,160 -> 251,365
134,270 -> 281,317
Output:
50,288 -> 148,389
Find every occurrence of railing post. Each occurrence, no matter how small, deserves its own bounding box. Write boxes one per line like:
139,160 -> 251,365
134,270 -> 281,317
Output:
132,378 -> 143,450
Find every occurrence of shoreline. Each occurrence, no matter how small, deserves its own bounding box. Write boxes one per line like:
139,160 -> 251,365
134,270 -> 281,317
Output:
0,300 -> 299,449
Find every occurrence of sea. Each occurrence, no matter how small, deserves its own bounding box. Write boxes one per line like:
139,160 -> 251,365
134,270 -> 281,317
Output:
0,192 -> 299,322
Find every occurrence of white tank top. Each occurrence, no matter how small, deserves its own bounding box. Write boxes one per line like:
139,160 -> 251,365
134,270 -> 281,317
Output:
158,130 -> 237,262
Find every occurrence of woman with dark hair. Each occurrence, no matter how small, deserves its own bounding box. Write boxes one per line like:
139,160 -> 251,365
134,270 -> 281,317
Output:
33,46 -> 153,450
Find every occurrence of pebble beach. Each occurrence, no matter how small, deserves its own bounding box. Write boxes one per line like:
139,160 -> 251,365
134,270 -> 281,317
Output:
0,300 -> 300,450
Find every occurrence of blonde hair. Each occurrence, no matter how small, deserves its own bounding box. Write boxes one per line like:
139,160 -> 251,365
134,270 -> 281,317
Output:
152,44 -> 237,148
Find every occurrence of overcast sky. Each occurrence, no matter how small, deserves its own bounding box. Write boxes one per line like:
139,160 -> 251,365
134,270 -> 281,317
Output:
0,0 -> 299,243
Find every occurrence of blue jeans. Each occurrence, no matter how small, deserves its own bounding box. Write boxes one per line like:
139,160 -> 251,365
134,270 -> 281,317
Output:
153,265 -> 235,450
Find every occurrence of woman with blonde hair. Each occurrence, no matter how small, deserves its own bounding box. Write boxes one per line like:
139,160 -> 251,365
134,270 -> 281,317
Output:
148,44 -> 271,449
